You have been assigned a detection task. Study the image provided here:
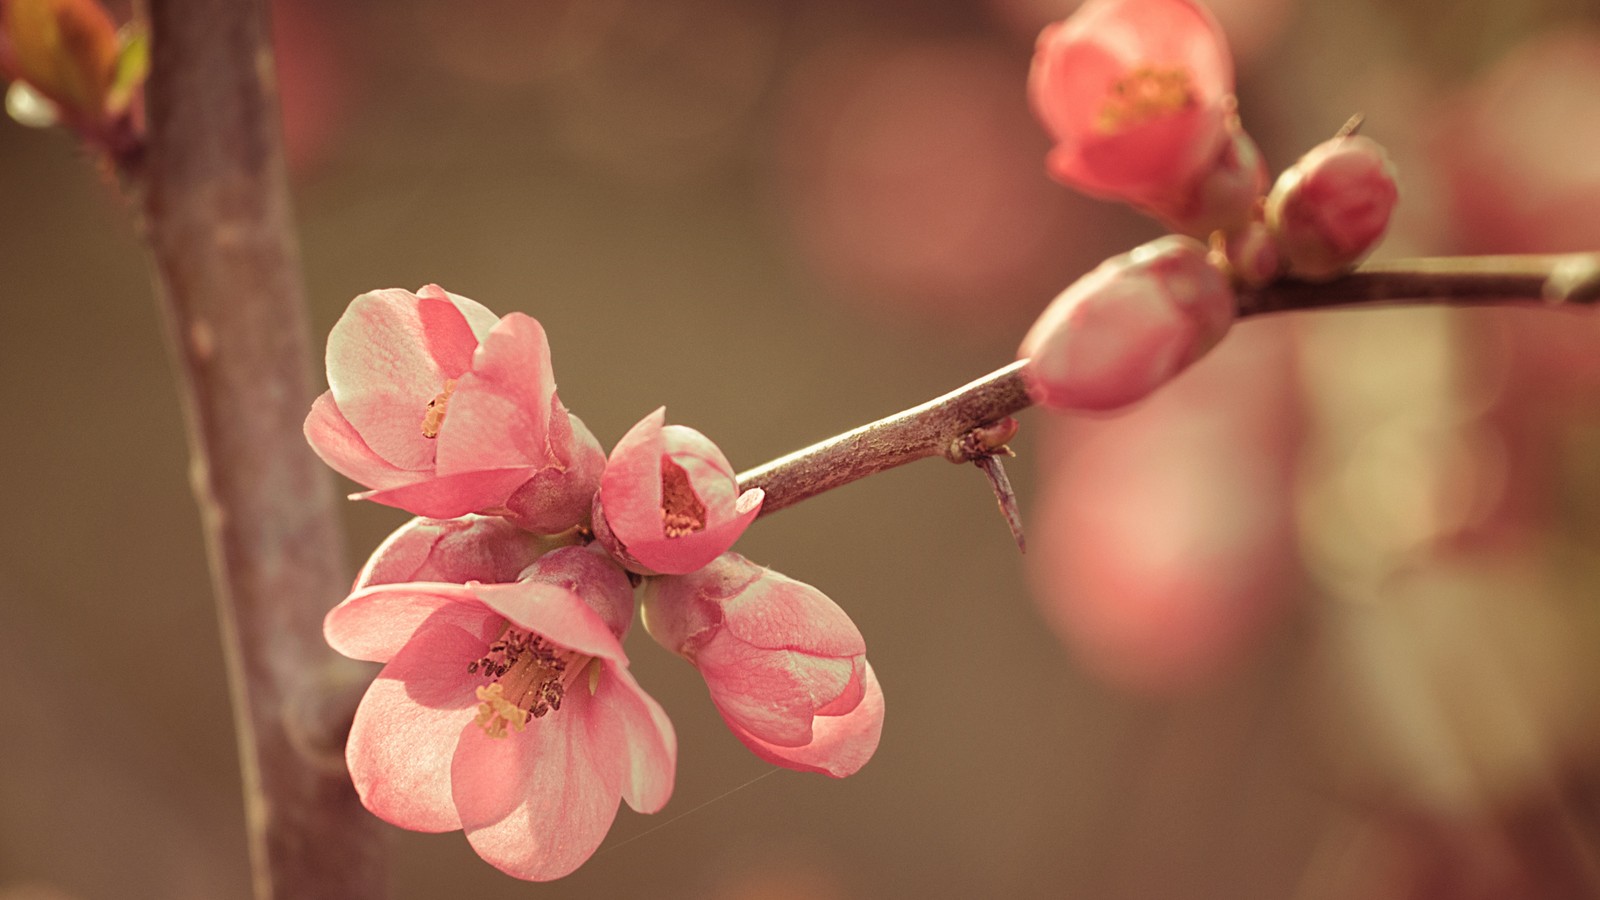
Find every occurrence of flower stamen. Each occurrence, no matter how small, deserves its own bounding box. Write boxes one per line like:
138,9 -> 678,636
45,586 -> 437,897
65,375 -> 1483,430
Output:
1097,65 -> 1195,133
660,458 -> 707,538
421,378 -> 458,439
470,627 -> 587,738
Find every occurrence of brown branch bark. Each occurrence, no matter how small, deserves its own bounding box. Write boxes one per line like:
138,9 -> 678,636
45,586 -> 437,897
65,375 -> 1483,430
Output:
140,1 -> 384,898
738,252 -> 1600,515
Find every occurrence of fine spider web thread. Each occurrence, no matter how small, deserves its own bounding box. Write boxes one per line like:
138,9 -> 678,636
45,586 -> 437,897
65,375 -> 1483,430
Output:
594,767 -> 783,859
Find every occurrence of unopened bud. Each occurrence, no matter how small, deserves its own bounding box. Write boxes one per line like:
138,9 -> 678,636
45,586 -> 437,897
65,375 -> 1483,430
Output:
1018,235 -> 1236,412
1265,134 -> 1399,281
1213,219 -> 1282,288
0,0 -> 119,123
1169,115 -> 1268,237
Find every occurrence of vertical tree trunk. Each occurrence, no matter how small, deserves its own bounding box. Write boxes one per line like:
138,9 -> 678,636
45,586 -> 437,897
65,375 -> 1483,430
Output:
140,0 -> 385,896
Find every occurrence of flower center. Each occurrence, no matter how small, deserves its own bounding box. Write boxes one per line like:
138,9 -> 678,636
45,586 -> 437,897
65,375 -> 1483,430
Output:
421,378 -> 458,439
660,457 -> 707,538
469,628 -> 586,738
1097,65 -> 1196,133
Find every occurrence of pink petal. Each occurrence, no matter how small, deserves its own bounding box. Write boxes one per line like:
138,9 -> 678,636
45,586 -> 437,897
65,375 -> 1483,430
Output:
354,515 -> 560,591
813,657 -> 867,717
354,466 -> 535,519
633,488 -> 763,577
501,408 -> 607,534
326,583 -> 501,663
721,661 -> 885,778
434,313 -> 557,475
696,630 -> 857,748
598,408 -> 668,546
717,557 -> 865,658
417,283 -> 499,343
592,663 -> 676,814
451,669 -> 624,881
517,545 -> 636,640
326,288 -> 486,471
303,391 -> 416,490
638,556 -> 764,655
345,618 -> 486,831
472,582 -> 628,665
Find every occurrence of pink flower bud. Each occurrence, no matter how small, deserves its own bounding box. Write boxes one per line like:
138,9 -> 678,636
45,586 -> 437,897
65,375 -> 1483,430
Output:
1018,235 -> 1237,412
1169,115 -> 1268,237
354,514 -> 577,591
591,409 -> 763,576
304,285 -> 605,533
642,553 -> 882,778
1265,134 -> 1399,280
1214,218 -> 1282,288
1028,0 -> 1235,225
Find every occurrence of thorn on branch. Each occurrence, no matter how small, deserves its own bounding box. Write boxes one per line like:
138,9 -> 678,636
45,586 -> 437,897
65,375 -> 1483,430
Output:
974,456 -> 1026,554
949,419 -> 1026,553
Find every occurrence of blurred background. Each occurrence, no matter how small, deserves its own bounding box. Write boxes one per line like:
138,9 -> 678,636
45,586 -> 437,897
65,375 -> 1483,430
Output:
4,0 -> 1600,897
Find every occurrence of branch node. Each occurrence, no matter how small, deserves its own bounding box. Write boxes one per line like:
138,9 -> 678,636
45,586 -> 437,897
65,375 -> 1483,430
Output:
947,416 -> 1020,463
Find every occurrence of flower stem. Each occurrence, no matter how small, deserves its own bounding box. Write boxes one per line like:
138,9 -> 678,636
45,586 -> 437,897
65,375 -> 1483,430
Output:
737,252 -> 1600,515
139,1 -> 384,897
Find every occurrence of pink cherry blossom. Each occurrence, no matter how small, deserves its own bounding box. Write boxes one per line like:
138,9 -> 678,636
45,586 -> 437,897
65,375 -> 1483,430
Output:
1265,134 -> 1399,281
591,409 -> 764,576
325,547 -> 674,882
642,552 -> 882,778
1018,235 -> 1237,412
1028,0 -> 1235,228
304,285 -> 605,533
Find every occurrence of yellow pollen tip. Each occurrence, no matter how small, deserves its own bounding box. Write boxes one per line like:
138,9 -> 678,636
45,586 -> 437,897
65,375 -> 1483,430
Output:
421,378 -> 458,439
1096,65 -> 1197,133
474,683 -> 528,739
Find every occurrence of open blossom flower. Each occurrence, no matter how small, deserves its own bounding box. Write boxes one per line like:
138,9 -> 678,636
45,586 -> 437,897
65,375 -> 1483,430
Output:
1028,0 -> 1235,229
642,553 -> 883,778
304,285 -> 606,533
1018,235 -> 1237,412
326,545 -> 675,881
591,409 -> 763,576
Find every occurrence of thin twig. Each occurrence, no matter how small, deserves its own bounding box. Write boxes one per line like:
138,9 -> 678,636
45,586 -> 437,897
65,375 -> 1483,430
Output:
738,252 -> 1600,515
140,1 -> 384,897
